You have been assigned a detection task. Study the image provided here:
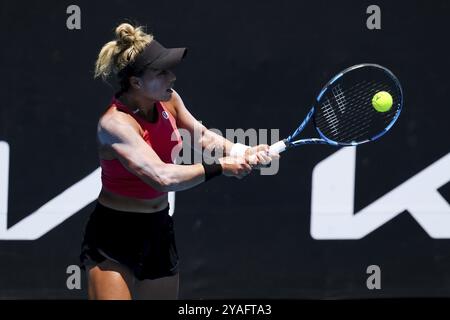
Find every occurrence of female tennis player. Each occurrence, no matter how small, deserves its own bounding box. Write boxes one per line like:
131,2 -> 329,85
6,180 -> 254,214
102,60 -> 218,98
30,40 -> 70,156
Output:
80,23 -> 278,300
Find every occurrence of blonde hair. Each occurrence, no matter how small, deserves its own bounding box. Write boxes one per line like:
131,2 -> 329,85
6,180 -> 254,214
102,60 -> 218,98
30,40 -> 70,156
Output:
94,23 -> 153,80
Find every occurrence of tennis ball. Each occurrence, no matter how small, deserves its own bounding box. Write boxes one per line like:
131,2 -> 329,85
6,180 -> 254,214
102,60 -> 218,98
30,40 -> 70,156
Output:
372,91 -> 393,112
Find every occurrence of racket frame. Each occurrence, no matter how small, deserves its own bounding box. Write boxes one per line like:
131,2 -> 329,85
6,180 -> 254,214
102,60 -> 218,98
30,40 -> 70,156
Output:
277,63 -> 403,152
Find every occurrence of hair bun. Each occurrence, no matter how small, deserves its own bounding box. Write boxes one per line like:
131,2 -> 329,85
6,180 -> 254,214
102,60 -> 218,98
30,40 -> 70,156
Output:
94,22 -> 152,80
115,23 -> 137,46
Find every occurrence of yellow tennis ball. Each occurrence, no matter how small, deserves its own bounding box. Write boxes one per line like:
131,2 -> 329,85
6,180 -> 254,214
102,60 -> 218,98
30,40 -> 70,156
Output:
372,91 -> 393,112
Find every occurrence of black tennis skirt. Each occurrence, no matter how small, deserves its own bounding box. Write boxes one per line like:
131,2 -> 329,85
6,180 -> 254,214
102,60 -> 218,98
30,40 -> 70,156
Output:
80,201 -> 179,280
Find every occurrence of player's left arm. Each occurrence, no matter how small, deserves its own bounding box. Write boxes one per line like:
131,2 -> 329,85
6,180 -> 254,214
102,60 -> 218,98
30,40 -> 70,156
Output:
171,89 -> 274,166
171,89 -> 232,156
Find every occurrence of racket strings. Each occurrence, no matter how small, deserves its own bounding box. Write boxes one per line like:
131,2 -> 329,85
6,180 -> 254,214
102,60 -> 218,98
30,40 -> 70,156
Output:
322,83 -> 395,140
338,85 -> 399,142
334,86 -> 399,142
315,78 -> 400,144
316,80 -> 377,131
317,81 -> 381,126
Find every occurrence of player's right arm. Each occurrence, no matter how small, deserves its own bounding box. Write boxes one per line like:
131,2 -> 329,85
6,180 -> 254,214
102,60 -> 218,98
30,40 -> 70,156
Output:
97,114 -> 252,192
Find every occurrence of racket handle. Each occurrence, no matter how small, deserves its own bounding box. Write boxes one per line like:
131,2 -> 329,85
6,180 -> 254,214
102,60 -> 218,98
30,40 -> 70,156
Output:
246,140 -> 286,167
269,140 -> 287,154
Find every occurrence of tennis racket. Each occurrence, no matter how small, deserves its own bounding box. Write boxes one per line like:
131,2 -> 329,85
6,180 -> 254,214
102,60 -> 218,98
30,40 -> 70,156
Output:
265,63 -> 403,155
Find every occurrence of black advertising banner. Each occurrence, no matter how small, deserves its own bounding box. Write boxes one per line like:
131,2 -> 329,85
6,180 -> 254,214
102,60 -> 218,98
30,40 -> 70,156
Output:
0,0 -> 449,300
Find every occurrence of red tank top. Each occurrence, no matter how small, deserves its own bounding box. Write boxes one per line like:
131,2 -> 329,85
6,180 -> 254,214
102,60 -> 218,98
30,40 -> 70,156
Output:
100,96 -> 182,199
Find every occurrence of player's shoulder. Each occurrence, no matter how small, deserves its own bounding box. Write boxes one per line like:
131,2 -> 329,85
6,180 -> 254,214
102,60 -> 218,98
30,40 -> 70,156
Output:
168,88 -> 182,103
98,105 -> 141,139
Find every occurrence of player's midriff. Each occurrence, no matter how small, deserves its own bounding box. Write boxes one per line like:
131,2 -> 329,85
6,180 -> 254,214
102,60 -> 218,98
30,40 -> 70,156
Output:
98,187 -> 169,213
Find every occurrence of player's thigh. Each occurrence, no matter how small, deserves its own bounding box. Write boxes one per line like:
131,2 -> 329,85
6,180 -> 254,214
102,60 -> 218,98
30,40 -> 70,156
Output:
87,259 -> 135,300
133,273 -> 179,300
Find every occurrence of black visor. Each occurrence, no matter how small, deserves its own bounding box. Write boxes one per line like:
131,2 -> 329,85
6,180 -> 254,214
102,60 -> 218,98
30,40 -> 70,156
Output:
120,40 -> 187,77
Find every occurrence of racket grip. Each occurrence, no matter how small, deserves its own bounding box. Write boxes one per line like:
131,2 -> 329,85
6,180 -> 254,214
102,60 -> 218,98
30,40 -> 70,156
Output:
269,140 -> 287,154
246,140 -> 286,166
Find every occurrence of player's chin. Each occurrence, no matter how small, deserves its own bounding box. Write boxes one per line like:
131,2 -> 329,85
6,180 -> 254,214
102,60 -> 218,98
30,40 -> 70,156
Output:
159,88 -> 173,101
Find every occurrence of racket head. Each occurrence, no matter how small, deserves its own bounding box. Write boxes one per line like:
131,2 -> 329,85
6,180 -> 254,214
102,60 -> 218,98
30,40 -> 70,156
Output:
312,64 -> 403,146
